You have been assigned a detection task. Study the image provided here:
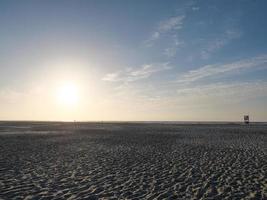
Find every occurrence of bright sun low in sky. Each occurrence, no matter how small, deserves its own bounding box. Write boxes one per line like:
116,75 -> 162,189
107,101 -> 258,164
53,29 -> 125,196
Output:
56,82 -> 79,107
0,0 -> 267,121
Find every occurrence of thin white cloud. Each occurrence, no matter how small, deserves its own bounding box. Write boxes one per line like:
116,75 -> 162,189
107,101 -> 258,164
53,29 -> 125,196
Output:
192,7 -> 200,11
102,63 -> 172,83
158,15 -> 185,32
201,30 -> 242,59
177,54 -> 267,84
176,81 -> 267,99
145,15 -> 185,46
173,80 -> 267,109
164,36 -> 184,57
139,81 -> 267,110
101,72 -> 120,82
151,32 -> 160,40
105,80 -> 267,114
164,47 -> 177,58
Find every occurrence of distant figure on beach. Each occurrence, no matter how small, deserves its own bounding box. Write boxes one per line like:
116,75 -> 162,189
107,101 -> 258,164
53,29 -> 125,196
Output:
74,120 -> 78,129
244,115 -> 249,124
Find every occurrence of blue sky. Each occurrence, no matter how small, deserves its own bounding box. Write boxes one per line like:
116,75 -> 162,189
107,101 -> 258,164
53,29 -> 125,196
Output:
0,0 -> 267,121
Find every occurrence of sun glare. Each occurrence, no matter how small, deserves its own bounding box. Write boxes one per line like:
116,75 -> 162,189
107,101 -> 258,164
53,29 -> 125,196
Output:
56,82 -> 79,107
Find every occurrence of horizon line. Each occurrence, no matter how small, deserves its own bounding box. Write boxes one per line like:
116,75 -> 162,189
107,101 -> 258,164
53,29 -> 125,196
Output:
0,120 -> 266,123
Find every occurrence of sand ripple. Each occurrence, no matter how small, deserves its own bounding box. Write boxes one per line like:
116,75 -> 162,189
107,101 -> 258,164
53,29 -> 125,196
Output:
0,122 -> 266,199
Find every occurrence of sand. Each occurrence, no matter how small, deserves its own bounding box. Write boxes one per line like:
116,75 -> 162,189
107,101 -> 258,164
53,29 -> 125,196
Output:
0,122 -> 266,199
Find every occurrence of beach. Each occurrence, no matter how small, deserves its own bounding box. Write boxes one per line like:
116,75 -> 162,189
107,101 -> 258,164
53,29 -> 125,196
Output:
0,122 -> 266,199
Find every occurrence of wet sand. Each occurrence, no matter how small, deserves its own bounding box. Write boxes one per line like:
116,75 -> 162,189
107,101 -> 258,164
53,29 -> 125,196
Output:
0,122 -> 266,199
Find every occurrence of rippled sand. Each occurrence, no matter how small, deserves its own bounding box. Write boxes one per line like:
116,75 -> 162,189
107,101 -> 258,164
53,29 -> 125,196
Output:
0,122 -> 266,199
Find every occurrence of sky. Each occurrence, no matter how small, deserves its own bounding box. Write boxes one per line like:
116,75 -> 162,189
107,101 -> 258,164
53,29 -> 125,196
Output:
0,0 -> 267,121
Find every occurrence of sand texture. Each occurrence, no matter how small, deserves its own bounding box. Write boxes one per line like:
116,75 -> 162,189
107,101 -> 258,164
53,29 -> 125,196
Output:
0,122 -> 266,199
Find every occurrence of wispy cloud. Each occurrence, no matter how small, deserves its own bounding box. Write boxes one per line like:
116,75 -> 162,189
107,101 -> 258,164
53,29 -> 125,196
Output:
142,81 -> 267,110
192,7 -> 200,11
145,15 -> 185,46
158,15 -> 185,32
172,80 -> 267,111
164,47 -> 178,58
176,81 -> 267,100
163,35 -> 184,57
105,80 -> 267,114
201,30 -> 242,59
102,63 -> 172,83
177,54 -> 267,84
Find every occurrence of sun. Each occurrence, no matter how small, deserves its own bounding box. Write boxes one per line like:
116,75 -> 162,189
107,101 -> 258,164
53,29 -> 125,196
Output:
56,82 -> 79,107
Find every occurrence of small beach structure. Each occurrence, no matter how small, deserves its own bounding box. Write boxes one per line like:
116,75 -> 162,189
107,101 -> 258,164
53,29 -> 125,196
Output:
244,115 -> 249,124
